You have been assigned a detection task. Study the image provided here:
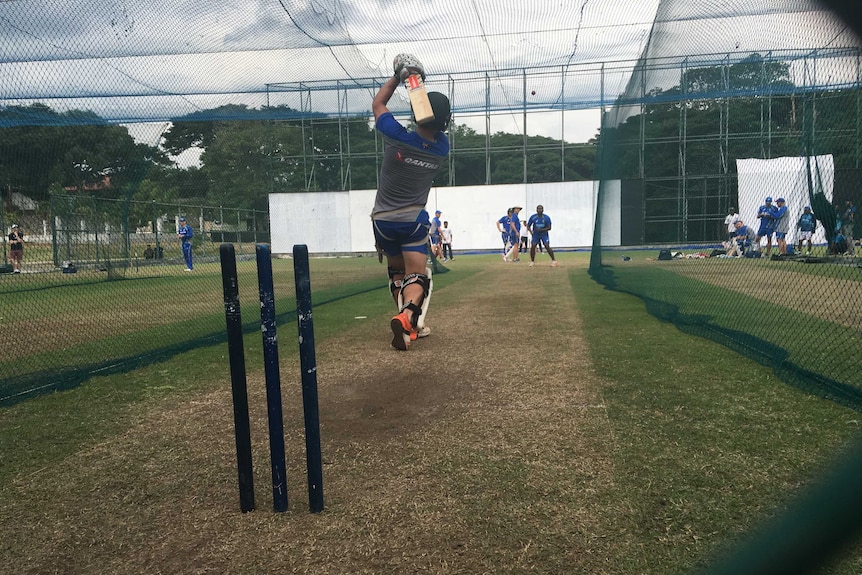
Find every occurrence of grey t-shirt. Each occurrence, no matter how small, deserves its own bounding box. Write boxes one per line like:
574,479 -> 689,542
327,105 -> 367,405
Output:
371,113 -> 449,222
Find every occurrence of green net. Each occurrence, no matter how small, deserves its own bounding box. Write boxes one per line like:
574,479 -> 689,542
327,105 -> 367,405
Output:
590,9 -> 862,411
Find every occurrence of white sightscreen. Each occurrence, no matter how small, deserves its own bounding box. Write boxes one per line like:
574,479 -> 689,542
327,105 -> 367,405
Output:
736,155 -> 834,248
270,181 -> 617,255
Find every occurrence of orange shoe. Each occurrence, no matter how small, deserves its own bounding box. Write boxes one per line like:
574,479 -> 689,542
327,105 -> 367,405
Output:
390,311 -> 417,350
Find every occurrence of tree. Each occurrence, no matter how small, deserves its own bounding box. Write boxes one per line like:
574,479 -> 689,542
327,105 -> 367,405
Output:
0,104 -> 163,206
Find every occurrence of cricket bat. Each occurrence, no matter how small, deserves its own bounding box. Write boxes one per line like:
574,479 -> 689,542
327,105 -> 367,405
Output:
404,73 -> 435,125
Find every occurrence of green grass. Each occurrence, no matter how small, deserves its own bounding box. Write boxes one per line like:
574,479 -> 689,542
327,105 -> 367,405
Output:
0,256 -> 400,402
570,268 -> 862,574
1,253 -> 860,574
0,260 -> 476,485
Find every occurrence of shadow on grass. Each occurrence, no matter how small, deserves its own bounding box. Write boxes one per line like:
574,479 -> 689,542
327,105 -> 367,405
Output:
588,265 -> 862,413
0,282 -> 386,407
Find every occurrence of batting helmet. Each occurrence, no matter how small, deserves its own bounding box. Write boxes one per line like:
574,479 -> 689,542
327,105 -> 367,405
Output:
424,92 -> 451,132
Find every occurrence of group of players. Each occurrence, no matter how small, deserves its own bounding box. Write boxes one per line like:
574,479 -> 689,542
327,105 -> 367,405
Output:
724,196 -> 794,257
724,196 -> 855,257
495,205 -> 558,267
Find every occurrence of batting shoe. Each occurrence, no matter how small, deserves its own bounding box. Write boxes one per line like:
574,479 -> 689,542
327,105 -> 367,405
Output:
390,311 -> 417,351
416,325 -> 431,338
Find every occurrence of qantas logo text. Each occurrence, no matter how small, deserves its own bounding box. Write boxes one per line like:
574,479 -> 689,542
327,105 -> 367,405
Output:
394,150 -> 438,169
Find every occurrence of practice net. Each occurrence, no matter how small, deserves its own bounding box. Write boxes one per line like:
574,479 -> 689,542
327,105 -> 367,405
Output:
590,1 -> 862,411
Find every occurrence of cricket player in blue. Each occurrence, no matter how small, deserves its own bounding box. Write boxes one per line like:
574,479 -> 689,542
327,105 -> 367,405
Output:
177,216 -> 194,271
430,209 -> 443,260
527,204 -> 558,267
772,197 -> 790,254
496,208 -> 513,261
755,196 -> 777,256
733,219 -> 758,257
797,206 -> 817,254
371,54 -> 451,351
508,206 -> 523,262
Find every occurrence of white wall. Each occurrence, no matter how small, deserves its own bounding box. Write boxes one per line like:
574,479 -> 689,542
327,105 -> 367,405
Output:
736,155 -> 833,246
269,181 -> 621,255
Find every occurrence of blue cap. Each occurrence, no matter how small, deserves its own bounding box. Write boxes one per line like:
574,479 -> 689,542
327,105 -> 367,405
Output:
179,217 -> 186,221
765,197 -> 773,202
804,205 -> 811,210
776,197 -> 785,203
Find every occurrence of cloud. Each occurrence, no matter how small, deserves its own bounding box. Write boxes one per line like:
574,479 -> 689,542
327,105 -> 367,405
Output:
0,0 -> 857,128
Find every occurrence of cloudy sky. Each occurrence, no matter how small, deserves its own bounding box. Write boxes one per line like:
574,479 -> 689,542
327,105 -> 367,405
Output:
1,0 -> 858,163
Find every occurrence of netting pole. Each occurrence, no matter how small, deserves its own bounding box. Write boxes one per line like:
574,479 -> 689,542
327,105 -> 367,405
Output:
561,65 -> 566,181
448,74 -> 456,187
485,73 -> 491,184
856,49 -> 861,169
237,209 -> 242,255
199,206 -> 205,259
522,68 -> 528,184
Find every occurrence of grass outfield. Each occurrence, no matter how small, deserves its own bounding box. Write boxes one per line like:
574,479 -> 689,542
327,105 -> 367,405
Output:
1,253 -> 860,574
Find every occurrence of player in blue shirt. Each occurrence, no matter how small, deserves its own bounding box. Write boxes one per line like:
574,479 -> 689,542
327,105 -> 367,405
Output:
772,197 -> 790,254
755,196 -> 777,256
430,210 -> 443,261
177,216 -> 194,271
733,220 -> 758,257
797,205 -> 817,254
496,208 -> 513,261
371,55 -> 451,350
527,205 -> 558,267
508,206 -> 523,262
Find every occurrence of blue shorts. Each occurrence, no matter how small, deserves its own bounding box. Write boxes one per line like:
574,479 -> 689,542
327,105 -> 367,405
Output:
373,213 -> 431,256
501,232 -> 510,245
775,231 -> 787,239
430,233 -> 441,246
508,232 -> 519,245
757,225 -> 774,237
532,232 -> 550,245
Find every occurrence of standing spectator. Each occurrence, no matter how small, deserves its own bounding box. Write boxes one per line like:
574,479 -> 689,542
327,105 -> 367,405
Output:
177,216 -> 194,271
441,220 -> 453,262
508,206 -> 523,262
772,197 -> 790,255
797,206 -> 816,254
527,204 -> 558,267
724,206 -> 740,245
371,58 -> 450,350
8,224 -> 24,274
755,196 -> 777,256
430,209 -> 443,261
496,208 -> 514,262
520,219 -> 529,252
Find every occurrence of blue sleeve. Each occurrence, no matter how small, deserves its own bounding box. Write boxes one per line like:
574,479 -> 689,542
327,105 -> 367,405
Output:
375,112 -> 408,140
376,112 -> 449,156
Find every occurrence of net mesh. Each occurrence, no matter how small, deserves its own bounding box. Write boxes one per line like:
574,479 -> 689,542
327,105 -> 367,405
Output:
1,1 -> 860,408
590,1 -> 862,410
